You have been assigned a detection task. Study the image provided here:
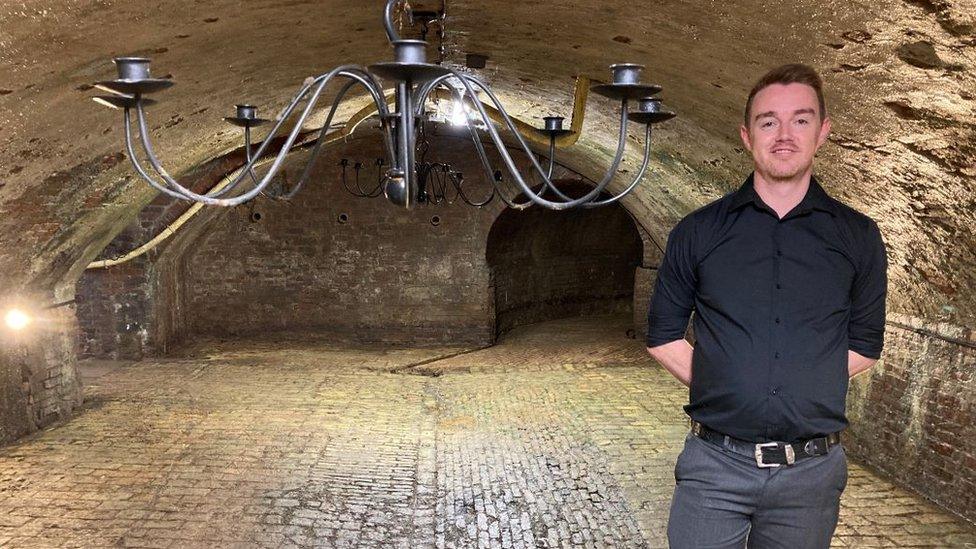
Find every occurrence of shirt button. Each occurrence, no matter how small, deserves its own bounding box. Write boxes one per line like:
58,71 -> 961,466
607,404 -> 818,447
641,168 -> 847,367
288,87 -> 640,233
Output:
776,283 -> 782,289
774,352 -> 781,359
775,317 -> 781,324
770,388 -> 778,396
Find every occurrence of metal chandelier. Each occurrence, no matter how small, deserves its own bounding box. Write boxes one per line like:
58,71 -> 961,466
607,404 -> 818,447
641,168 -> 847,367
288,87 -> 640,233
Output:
92,0 -> 675,210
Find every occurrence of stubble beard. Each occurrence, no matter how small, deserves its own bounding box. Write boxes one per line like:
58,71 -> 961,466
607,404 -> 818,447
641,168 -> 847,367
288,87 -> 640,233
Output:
759,155 -> 814,183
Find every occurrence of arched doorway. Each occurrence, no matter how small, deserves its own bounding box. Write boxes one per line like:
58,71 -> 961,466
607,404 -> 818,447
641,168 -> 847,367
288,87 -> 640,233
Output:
486,184 -> 643,339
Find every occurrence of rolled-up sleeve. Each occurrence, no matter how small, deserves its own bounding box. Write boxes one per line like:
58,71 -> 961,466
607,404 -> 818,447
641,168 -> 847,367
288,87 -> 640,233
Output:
848,219 -> 887,359
646,216 -> 698,347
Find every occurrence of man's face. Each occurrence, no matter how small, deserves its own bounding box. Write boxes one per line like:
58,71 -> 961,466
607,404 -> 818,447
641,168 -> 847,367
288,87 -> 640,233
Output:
740,83 -> 831,182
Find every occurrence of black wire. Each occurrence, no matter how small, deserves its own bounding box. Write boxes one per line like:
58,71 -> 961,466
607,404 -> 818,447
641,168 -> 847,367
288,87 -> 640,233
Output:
338,158 -> 385,198
335,115 -> 498,207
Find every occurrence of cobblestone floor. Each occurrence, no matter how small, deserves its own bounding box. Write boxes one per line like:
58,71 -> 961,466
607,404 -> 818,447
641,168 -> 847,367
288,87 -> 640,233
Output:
0,315 -> 974,548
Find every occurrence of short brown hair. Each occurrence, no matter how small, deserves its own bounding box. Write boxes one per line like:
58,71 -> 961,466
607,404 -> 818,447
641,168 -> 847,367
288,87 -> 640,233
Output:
743,63 -> 826,126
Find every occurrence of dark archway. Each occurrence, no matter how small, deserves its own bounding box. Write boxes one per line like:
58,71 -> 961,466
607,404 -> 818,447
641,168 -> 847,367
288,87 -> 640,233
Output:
486,183 -> 643,338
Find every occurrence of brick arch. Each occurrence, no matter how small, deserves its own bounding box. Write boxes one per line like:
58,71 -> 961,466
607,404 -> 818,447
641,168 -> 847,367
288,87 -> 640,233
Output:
485,182 -> 644,338
76,129 -> 658,356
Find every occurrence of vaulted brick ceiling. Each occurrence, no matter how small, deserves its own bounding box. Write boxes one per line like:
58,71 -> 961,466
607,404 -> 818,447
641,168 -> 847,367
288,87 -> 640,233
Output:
0,0 -> 973,324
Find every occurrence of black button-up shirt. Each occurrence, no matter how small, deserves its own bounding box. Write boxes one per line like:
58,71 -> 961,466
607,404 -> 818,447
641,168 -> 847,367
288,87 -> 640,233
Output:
647,173 -> 887,443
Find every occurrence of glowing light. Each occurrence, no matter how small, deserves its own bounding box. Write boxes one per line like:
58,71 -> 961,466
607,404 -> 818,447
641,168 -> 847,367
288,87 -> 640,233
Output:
4,308 -> 31,331
450,100 -> 469,127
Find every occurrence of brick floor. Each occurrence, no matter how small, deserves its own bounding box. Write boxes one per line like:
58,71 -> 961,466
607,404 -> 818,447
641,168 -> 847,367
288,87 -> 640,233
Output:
0,315 -> 974,548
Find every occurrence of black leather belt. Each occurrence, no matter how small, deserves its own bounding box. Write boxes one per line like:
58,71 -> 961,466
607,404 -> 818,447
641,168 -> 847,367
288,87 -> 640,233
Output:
690,420 -> 841,468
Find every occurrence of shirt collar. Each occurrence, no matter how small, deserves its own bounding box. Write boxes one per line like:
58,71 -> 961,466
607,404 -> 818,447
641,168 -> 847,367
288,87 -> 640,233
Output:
729,173 -> 837,217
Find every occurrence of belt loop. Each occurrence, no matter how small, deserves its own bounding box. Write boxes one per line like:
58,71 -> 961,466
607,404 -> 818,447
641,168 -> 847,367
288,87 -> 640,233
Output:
723,435 -> 730,449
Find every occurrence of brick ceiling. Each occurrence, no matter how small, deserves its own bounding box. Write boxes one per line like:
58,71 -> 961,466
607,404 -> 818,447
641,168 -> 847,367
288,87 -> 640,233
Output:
0,0 -> 973,324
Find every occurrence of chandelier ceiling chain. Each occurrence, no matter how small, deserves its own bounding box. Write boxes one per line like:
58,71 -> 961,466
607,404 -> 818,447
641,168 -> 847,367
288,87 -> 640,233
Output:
92,0 -> 675,211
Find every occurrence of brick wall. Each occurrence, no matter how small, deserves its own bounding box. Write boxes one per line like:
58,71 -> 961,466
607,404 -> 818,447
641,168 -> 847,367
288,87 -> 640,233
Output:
75,152 -> 252,359
0,304 -> 83,445
103,128 -> 647,350
75,256 -> 152,359
846,314 -> 976,523
176,134 -> 497,346
148,248 -> 191,354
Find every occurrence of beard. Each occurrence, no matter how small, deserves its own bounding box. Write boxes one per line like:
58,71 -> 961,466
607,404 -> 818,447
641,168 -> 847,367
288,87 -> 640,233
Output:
759,153 -> 813,182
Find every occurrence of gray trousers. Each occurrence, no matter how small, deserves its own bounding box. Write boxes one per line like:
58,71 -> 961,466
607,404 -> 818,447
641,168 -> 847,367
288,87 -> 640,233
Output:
667,431 -> 847,548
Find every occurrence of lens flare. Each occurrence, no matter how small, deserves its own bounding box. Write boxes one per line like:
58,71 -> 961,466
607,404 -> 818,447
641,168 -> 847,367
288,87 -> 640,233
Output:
4,309 -> 31,331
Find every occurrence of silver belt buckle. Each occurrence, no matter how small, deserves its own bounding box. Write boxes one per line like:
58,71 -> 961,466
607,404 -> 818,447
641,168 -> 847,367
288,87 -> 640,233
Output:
755,442 -> 795,468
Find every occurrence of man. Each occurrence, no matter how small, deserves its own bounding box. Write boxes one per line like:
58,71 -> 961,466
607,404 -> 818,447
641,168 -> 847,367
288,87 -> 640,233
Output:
646,64 -> 887,548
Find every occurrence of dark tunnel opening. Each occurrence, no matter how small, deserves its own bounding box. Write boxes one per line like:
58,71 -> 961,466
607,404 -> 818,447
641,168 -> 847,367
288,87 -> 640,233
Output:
486,182 -> 643,339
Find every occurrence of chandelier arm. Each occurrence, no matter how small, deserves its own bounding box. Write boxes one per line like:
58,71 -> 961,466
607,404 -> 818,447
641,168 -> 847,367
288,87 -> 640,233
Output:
540,136 -> 577,202
135,65 -> 365,204
206,125 -> 259,199
439,82 -> 491,171
205,128 -> 260,199
413,77 -> 576,209
132,67 -> 355,206
458,70 -> 627,206
243,127 -> 261,187
135,87 -> 312,204
313,68 -> 397,198
528,140 -> 554,200
465,131 -> 532,210
582,124 -> 653,208
436,81 -> 534,210
242,127 -> 288,200
129,71 -> 332,201
415,73 -> 500,199
459,128 -> 530,210
445,74 -> 551,193
456,72 -> 629,209
465,72 -> 628,206
122,108 -> 200,200
133,105 -> 205,198
410,72 -> 633,210
279,78 -> 359,200
337,68 -> 397,164
268,67 -> 394,200
464,128 -> 532,209
413,73 -> 453,115
546,137 -> 556,179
